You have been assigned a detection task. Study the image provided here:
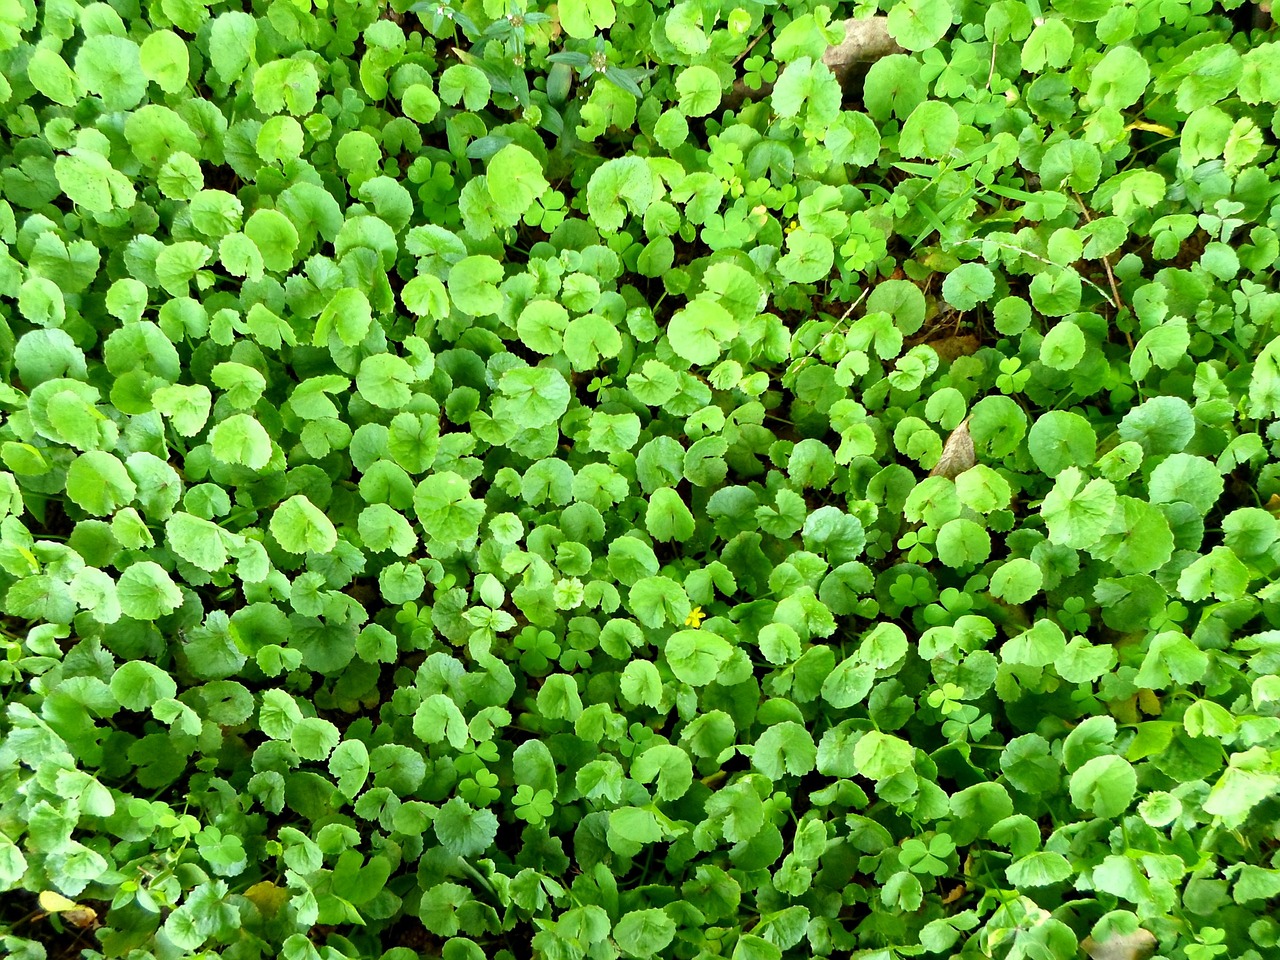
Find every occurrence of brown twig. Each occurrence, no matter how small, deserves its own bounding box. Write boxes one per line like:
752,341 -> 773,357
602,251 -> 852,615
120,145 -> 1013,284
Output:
1072,191 -> 1132,348
837,286 -> 871,323
1072,192 -> 1125,311
732,27 -> 770,67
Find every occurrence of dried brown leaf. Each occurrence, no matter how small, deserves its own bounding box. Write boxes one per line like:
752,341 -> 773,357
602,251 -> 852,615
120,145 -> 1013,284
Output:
1081,929 -> 1157,960
929,418 -> 975,479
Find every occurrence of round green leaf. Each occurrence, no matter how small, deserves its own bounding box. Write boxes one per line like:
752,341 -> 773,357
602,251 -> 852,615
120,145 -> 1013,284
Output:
414,472 -> 485,544
664,630 -> 732,686
941,262 -> 995,310
676,65 -> 721,116
887,0 -> 954,51
270,495 -> 338,554
111,660 -> 178,712
76,35 -> 146,111
166,513 -> 229,571
1070,755 -> 1137,818
853,731 -> 914,781
1027,411 -> 1097,477
117,561 -> 184,621
139,30 -> 189,93
210,414 -> 273,470
614,909 -> 676,959
66,451 -> 137,516
990,558 -> 1043,604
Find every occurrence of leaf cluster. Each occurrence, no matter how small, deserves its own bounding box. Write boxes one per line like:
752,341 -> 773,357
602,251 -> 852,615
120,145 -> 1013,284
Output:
2,1 -> 1280,960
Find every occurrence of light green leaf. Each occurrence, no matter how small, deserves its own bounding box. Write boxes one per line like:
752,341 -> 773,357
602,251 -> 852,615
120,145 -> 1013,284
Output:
614,908 -> 676,958
111,660 -> 178,712
486,145 -> 548,225
668,298 -> 739,365
270,496 -> 338,555
1041,467 -> 1116,548
853,731 -> 914,781
646,488 -> 695,542
357,354 -> 416,409
153,384 -> 212,436
139,29 -> 189,93
66,451 -> 136,516
494,366 -> 570,429
1069,755 -> 1137,818
117,561 -> 184,621
665,629 -> 732,685
166,513 -> 229,572
414,472 -> 485,544
887,0 -> 954,51
210,414 -> 273,470
676,65 -> 721,117
75,35 -> 146,111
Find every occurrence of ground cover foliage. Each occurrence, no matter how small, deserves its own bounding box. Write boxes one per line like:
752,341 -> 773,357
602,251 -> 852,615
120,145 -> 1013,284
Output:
2,0 -> 1280,958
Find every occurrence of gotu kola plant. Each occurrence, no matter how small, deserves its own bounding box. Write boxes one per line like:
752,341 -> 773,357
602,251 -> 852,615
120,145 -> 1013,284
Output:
2,0 -> 1280,959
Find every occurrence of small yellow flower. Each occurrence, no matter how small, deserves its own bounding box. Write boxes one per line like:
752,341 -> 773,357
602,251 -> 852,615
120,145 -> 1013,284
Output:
685,606 -> 706,628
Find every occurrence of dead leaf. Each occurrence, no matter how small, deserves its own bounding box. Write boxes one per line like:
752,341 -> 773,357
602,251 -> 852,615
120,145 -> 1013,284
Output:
39,891 -> 98,929
926,334 -> 981,364
1081,929 -> 1157,960
1137,688 -> 1162,716
63,906 -> 99,929
38,891 -> 79,913
244,880 -> 290,918
1124,120 -> 1176,137
929,418 -> 975,479
1109,695 -> 1140,726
